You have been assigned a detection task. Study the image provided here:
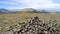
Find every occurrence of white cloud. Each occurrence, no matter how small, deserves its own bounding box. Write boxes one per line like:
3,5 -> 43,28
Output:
0,1 -> 20,4
5,0 -> 52,5
28,4 -> 60,9
0,0 -> 60,9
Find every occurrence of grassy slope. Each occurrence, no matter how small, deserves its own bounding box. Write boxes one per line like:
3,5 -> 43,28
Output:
0,13 -> 60,33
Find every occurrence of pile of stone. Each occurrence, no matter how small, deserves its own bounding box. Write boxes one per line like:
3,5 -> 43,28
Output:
5,16 -> 58,34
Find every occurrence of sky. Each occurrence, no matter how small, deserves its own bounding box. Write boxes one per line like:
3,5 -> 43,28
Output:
0,0 -> 60,10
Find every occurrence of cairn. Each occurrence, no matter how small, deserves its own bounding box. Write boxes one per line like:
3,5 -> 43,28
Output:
5,16 -> 58,34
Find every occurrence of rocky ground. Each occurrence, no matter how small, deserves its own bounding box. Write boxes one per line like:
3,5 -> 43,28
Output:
4,16 -> 59,34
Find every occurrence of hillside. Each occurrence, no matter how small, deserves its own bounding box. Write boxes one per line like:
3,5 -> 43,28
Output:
5,16 -> 60,34
0,8 -> 50,14
0,8 -> 60,14
0,13 -> 60,34
16,8 -> 40,13
0,8 -> 60,34
0,8 -> 9,13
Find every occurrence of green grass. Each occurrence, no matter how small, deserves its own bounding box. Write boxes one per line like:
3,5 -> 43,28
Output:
0,13 -> 60,33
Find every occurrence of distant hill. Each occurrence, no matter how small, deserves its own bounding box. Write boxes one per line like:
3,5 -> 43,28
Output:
19,8 -> 39,13
55,12 -> 60,14
0,8 -> 50,14
0,8 -> 8,13
0,8 -> 60,14
18,8 -> 50,14
38,10 -> 50,14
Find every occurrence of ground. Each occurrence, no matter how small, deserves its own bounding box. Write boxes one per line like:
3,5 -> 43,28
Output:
0,13 -> 60,34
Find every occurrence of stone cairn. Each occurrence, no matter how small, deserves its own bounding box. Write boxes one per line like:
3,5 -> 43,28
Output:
5,16 -> 58,34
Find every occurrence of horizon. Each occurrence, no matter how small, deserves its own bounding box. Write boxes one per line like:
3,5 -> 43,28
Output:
0,0 -> 60,10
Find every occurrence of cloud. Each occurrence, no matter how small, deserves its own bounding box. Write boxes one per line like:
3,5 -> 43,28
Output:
0,0 -> 20,4
0,1 -> 16,4
28,4 -> 60,9
0,0 -> 60,9
3,0 -> 52,5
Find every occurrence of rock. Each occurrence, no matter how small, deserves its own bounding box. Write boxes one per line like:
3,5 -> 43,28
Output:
5,30 -> 14,34
5,16 -> 58,34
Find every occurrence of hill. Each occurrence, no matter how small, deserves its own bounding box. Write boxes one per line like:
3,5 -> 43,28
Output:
0,8 -> 8,13
0,8 -> 60,14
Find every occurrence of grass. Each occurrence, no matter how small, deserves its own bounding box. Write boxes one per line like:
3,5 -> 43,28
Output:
0,12 -> 60,33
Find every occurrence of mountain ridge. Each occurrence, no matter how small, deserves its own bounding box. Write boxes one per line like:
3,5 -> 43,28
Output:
0,8 -> 60,14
